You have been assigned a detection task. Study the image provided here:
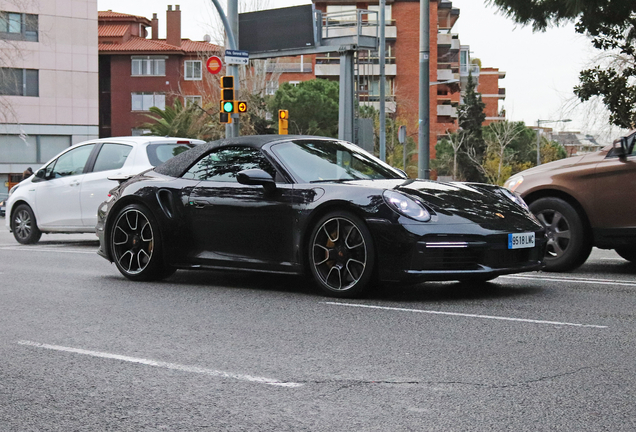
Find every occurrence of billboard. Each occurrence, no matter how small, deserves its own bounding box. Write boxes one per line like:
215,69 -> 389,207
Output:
239,5 -> 315,53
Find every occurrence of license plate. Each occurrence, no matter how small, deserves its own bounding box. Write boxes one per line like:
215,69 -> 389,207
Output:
508,232 -> 535,249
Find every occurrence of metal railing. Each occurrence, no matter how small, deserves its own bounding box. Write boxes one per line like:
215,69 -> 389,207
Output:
265,62 -> 313,73
322,9 -> 379,39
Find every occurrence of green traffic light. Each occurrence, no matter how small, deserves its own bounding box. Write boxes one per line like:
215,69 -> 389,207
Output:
223,101 -> 234,113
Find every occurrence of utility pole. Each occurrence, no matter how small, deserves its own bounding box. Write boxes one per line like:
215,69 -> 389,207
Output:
418,0 -> 430,179
379,0 -> 386,161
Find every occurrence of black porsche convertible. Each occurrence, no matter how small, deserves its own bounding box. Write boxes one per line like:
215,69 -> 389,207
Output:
96,135 -> 546,297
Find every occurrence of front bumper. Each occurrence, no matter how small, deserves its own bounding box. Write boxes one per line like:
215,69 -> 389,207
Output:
368,219 -> 547,282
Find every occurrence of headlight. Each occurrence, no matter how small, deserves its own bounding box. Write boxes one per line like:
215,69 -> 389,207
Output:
383,190 -> 431,222
499,187 -> 529,211
8,184 -> 18,196
504,175 -> 523,192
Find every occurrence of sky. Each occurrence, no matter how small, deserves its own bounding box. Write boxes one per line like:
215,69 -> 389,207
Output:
96,0 -> 620,144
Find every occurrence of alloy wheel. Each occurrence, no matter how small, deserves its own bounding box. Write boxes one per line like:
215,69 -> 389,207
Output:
112,209 -> 154,275
536,209 -> 571,259
312,217 -> 367,291
14,209 -> 33,242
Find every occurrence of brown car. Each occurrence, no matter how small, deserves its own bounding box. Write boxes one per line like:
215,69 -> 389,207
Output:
504,130 -> 636,271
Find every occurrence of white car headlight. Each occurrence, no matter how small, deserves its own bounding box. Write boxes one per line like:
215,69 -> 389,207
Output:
504,175 -> 524,192
8,184 -> 19,196
383,190 -> 431,222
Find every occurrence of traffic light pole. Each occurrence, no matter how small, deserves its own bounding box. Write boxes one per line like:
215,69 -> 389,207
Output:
210,0 -> 239,138
228,0 -> 239,138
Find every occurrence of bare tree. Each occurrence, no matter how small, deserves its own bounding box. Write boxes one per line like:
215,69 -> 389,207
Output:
484,120 -> 526,185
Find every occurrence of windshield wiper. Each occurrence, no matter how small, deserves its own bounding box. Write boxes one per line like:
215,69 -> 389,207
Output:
309,178 -> 357,183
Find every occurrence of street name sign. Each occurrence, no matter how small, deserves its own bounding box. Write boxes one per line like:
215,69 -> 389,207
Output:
225,50 -> 249,65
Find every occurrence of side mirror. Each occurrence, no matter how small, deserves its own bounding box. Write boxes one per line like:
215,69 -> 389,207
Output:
237,168 -> 276,191
32,169 -> 46,182
614,134 -> 635,159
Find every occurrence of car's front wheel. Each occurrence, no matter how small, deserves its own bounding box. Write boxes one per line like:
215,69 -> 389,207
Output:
308,211 -> 375,298
11,204 -> 42,244
110,204 -> 174,281
529,197 -> 591,272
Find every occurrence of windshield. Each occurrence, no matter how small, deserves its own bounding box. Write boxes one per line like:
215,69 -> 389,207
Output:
146,143 -> 196,167
270,140 -> 406,183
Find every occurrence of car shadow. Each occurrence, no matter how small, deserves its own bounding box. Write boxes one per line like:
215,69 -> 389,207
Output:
110,268 -> 543,303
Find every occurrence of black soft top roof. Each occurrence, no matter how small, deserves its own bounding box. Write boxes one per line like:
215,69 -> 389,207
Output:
154,135 -> 335,178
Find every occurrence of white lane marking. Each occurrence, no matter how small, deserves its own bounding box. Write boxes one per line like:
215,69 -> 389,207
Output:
0,246 -> 95,254
18,340 -> 303,388
324,302 -> 607,329
501,274 -> 636,288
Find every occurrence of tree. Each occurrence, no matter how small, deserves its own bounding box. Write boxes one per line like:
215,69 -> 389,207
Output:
487,0 -> 636,128
456,73 -> 487,181
483,120 -> 527,185
432,131 -> 469,180
142,98 -> 222,140
269,79 -> 339,137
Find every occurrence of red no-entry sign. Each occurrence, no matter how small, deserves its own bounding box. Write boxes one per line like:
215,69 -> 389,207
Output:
206,56 -> 222,74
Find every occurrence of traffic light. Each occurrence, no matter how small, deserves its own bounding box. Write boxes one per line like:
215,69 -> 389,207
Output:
220,75 -> 235,123
219,100 -> 232,124
278,109 -> 289,135
220,75 -> 234,101
237,101 -> 247,113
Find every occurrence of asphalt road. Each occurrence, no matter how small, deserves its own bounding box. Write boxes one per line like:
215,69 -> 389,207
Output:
1,225 -> 636,431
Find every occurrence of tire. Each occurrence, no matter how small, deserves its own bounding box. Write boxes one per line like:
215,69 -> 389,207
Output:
615,248 -> 636,263
11,204 -> 42,244
529,197 -> 591,272
110,203 -> 174,281
308,211 -> 375,298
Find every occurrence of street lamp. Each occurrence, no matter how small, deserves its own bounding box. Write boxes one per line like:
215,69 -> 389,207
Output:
536,119 -> 571,165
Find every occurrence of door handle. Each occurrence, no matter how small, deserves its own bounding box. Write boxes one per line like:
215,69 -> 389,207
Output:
69,181 -> 80,187
193,201 -> 206,208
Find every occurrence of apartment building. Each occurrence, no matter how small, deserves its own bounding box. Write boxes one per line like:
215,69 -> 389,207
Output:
98,6 -> 221,137
0,0 -> 99,193
272,0 -> 506,161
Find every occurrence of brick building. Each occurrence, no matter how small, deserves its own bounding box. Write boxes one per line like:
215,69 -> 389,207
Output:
97,6 -> 221,137
271,0 -> 506,162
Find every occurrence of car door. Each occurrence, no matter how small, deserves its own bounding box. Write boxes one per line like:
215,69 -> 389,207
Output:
34,144 -> 96,228
591,142 -> 636,230
80,142 -> 133,227
184,145 -> 297,272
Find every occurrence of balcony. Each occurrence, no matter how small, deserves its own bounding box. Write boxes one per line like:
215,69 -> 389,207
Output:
437,33 -> 460,50
437,104 -> 458,118
460,64 -> 480,76
315,63 -> 397,76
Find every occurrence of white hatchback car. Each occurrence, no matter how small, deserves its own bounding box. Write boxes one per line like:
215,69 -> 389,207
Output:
5,136 -> 204,244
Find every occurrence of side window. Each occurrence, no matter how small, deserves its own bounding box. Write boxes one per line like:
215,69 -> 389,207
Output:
92,143 -> 132,172
49,144 -> 95,178
182,146 -> 276,182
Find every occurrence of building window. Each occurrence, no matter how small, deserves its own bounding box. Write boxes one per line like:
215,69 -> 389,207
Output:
184,95 -> 202,106
184,60 -> 202,80
0,12 -> 38,41
326,5 -> 357,21
0,134 -> 70,164
266,81 -> 279,96
131,128 -> 151,136
131,56 -> 166,76
0,68 -> 38,96
367,5 -> 392,23
131,92 -> 165,111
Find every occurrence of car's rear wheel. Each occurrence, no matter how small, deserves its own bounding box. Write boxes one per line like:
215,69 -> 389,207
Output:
11,204 -> 42,244
529,197 -> 591,272
615,248 -> 636,263
309,211 -> 375,298
111,204 -> 174,281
